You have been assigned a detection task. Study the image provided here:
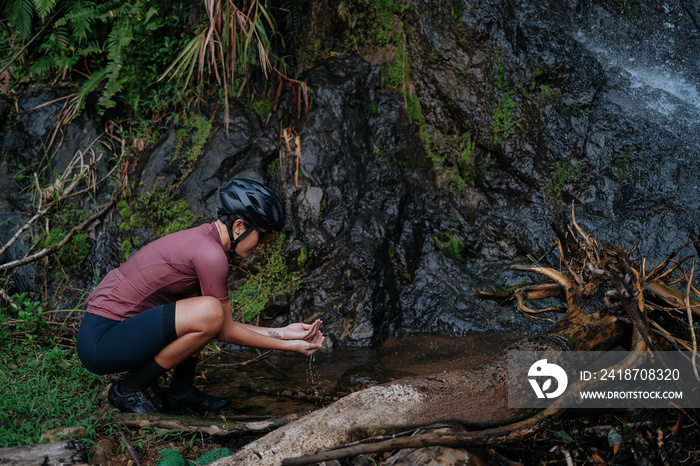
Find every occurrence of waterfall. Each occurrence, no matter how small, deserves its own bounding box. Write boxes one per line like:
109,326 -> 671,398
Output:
571,2 -> 700,133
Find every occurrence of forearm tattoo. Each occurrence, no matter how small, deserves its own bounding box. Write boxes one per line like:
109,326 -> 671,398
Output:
268,330 -> 282,339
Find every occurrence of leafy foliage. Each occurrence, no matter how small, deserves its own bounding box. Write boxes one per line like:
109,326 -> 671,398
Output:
4,0 -> 35,41
137,189 -> 197,238
159,0 -> 309,131
231,235 -> 301,322
3,0 -> 196,120
2,0 -> 309,135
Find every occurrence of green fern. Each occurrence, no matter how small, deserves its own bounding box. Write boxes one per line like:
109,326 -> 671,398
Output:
33,0 -> 57,20
29,55 -> 55,74
55,53 -> 81,72
73,67 -> 109,112
6,0 -> 35,41
78,40 -> 102,56
54,25 -> 70,42
55,0 -> 100,41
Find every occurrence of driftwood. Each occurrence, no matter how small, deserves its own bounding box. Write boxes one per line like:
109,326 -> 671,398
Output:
0,440 -> 88,465
208,207 -> 699,466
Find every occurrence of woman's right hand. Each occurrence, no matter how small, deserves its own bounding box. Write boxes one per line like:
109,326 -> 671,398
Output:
287,330 -> 325,356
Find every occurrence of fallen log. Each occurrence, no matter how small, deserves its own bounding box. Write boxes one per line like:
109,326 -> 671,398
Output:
280,409 -> 559,465
0,440 -> 88,466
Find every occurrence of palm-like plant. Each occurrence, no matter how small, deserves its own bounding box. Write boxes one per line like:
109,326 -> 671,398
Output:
160,0 -> 309,132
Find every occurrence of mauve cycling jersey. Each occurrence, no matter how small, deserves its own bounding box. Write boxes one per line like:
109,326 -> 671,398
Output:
86,222 -> 229,321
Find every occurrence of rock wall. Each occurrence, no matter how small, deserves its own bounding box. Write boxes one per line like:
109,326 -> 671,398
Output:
1,0 -> 698,346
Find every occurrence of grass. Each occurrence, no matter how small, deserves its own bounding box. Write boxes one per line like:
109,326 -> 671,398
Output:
0,295 -> 107,448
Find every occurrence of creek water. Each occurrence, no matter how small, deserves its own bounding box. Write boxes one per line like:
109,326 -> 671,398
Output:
199,332 -> 521,417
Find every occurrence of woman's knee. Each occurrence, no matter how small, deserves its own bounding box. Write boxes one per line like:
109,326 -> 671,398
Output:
200,297 -> 225,330
176,296 -> 225,335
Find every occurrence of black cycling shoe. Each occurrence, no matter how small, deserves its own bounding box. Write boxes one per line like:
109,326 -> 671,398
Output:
162,386 -> 231,414
108,383 -> 160,414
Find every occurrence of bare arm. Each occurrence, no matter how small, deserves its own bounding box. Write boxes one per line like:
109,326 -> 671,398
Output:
235,319 -> 323,341
218,302 -> 324,355
234,321 -> 285,339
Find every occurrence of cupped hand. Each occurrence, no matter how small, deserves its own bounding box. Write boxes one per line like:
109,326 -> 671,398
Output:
288,331 -> 325,356
282,319 -> 323,341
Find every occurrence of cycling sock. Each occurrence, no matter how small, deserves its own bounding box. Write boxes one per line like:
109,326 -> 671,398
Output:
118,359 -> 168,393
168,356 -> 199,395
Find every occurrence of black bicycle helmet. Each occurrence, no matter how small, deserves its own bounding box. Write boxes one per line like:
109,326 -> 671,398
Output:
217,179 -> 286,250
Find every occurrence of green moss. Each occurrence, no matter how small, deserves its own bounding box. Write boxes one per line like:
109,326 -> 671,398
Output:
450,0 -> 464,19
405,92 -> 423,123
433,230 -> 465,261
172,113 -> 214,181
493,94 -> 516,145
40,229 -> 90,280
615,147 -> 635,178
129,212 -> 144,229
610,0 -> 640,19
121,239 -> 134,259
251,98 -> 273,119
267,161 -> 278,177
381,39 -> 409,91
185,114 -> 213,164
545,160 -> 583,204
119,205 -> 132,219
458,132 -> 476,186
529,67 -> 545,91
538,85 -> 560,106
297,247 -> 308,267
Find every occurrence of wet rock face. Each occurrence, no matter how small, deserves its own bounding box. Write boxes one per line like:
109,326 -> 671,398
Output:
273,56 -> 540,345
405,0 -> 700,257
2,0 -> 699,346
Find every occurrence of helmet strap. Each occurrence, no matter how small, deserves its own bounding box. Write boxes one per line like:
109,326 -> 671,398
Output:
218,209 -> 239,252
230,227 -> 255,253
217,209 -> 258,254
219,213 -> 255,254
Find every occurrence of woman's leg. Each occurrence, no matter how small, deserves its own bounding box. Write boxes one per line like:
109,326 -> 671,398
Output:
158,296 -> 231,412
78,296 -> 228,413
152,296 -> 225,369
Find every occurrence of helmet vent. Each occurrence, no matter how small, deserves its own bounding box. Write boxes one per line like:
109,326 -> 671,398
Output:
218,178 -> 286,231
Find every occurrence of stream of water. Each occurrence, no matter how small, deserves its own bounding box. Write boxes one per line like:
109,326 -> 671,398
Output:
200,332 -> 521,417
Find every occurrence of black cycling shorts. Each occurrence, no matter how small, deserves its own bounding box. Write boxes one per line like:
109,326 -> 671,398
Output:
77,302 -> 178,375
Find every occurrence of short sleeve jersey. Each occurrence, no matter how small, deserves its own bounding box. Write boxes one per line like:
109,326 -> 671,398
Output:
86,222 -> 230,320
